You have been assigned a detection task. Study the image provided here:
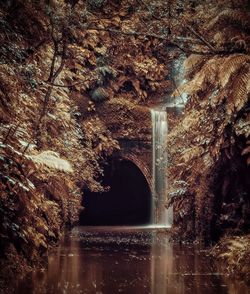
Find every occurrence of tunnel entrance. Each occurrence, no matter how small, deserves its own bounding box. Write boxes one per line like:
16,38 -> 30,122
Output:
80,158 -> 151,225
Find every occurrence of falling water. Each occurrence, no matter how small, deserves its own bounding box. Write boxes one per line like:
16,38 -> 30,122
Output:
151,107 -> 172,227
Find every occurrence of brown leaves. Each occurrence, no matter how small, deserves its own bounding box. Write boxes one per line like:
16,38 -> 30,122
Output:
227,62 -> 250,115
177,54 -> 250,113
134,56 -> 168,81
81,116 -> 119,157
180,146 -> 205,163
168,3 -> 250,241
234,113 -> 250,138
211,235 -> 250,281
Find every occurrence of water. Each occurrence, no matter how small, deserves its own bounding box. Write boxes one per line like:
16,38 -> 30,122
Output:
14,227 -> 250,294
151,107 -> 172,227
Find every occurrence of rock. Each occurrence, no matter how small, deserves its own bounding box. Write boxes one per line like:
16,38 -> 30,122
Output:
87,0 -> 107,10
91,87 -> 109,103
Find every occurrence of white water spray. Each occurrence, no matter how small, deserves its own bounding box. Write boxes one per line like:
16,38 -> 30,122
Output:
151,106 -> 172,227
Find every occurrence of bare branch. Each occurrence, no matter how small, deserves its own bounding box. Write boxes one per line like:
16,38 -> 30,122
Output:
85,25 -> 237,56
186,25 -> 216,52
46,25 -> 58,82
132,0 -> 217,53
31,36 -> 67,150
3,126 -> 13,144
22,141 -> 31,155
40,39 -> 67,121
3,123 -> 21,144
85,26 -> 216,55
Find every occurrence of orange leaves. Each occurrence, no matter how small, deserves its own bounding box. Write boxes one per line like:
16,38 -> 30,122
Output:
112,16 -> 122,27
106,52 -> 169,101
167,2 -> 250,242
180,146 -> 205,164
227,62 -> 250,116
68,44 -> 96,66
81,116 -> 119,157
173,51 -> 250,169
149,80 -> 172,92
87,101 -> 96,112
235,113 -> 250,139
94,45 -> 107,55
64,7 -> 170,104
175,54 -> 250,121
134,56 -> 167,81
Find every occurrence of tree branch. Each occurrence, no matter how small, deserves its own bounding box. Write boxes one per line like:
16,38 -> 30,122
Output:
84,26 -> 216,55
113,0 -> 217,54
3,123 -> 21,144
186,25 -> 216,52
46,25 -> 58,82
23,37 -> 67,153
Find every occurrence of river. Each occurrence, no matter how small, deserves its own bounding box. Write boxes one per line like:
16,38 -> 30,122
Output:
15,226 -> 250,294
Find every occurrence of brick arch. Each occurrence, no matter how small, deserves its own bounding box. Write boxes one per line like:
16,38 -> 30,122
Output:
120,154 -> 153,192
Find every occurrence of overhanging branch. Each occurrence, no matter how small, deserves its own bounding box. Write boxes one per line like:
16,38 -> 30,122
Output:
84,26 -> 227,56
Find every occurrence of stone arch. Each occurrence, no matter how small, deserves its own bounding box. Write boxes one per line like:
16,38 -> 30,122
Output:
80,155 -> 152,225
120,154 -> 153,192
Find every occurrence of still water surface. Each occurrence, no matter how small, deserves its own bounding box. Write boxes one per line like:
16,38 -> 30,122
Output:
16,227 -> 250,294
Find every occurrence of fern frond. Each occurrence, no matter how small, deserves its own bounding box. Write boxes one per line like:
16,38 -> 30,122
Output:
218,54 -> 250,88
227,63 -> 250,115
234,113 -> 250,138
206,9 -> 250,31
26,151 -> 73,173
175,57 -> 221,96
242,146 -> 250,156
183,54 -> 207,78
175,53 -> 250,110
213,31 -> 226,47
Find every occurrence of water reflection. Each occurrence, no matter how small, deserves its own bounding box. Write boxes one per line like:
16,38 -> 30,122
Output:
16,227 -> 250,294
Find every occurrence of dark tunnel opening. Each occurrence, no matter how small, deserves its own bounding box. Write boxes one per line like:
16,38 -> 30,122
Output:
80,159 -> 152,225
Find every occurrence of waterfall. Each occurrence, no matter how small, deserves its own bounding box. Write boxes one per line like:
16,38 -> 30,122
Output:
151,107 -> 172,227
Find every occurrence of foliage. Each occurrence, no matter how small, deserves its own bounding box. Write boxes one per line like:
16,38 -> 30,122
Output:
0,0 -> 120,280
96,97 -> 151,140
0,141 -> 66,275
0,0 -> 249,285
167,0 -> 250,242
26,150 -> 73,172
211,235 -> 250,283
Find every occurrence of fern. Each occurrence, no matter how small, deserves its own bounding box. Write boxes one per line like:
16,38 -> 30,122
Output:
183,54 -> 207,79
169,3 -> 250,242
218,54 -> 250,88
176,54 -> 250,116
26,151 -> 73,173
227,63 -> 250,115
234,114 -> 250,138
176,57 -> 221,95
206,9 -> 250,32
241,140 -> 250,165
